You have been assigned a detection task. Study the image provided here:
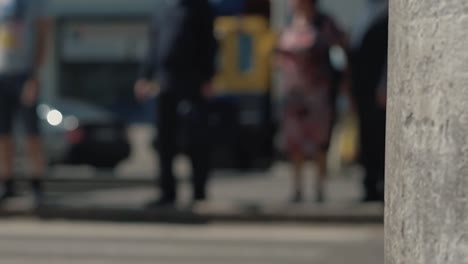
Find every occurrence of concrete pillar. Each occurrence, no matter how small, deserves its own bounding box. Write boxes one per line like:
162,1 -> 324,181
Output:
386,1 -> 468,263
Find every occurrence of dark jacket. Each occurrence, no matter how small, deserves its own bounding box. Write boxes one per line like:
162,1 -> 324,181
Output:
139,0 -> 217,93
351,12 -> 388,110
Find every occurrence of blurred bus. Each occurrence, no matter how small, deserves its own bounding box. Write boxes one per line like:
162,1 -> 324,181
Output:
41,0 -> 365,170
41,0 -> 275,170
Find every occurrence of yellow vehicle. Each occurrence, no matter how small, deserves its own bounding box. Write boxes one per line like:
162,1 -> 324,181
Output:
210,14 -> 277,169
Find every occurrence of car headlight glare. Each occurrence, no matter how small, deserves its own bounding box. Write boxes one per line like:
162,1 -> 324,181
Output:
64,116 -> 79,131
47,110 -> 63,126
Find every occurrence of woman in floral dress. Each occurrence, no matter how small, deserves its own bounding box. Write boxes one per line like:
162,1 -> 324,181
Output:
276,0 -> 347,203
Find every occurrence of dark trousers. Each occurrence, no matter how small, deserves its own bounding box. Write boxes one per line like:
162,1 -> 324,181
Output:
0,74 -> 39,136
358,106 -> 386,199
157,90 -> 211,201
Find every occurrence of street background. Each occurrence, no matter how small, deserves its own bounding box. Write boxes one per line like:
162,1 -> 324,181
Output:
4,125 -> 382,223
0,1 -> 386,263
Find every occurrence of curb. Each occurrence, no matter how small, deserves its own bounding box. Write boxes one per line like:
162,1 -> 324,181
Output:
1,204 -> 384,224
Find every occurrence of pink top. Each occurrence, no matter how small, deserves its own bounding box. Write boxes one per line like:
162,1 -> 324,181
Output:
277,24 -> 330,94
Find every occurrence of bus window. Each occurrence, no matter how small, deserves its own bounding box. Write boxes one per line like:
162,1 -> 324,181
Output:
238,32 -> 253,73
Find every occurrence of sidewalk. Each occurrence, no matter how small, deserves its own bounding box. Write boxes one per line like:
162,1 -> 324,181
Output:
0,163 -> 384,223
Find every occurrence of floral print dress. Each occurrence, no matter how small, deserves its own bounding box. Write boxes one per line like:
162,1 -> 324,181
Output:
277,23 -> 333,157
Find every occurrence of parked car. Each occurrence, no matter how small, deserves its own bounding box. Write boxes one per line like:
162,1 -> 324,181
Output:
39,99 -> 130,168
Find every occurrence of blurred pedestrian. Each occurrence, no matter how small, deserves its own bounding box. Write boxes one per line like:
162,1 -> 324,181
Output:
351,0 -> 388,202
0,0 -> 49,205
276,0 -> 348,203
135,0 -> 217,207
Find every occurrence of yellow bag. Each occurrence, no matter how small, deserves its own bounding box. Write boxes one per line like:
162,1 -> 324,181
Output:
338,113 -> 359,164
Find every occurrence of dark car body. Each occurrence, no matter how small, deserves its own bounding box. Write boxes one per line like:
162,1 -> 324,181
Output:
40,99 -> 130,168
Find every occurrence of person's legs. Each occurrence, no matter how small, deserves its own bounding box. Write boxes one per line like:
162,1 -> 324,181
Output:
359,111 -> 380,201
362,150 -> 380,201
0,137 -> 13,178
290,151 -> 305,203
154,92 -> 179,205
363,165 -> 379,200
375,110 -> 386,201
25,136 -> 45,202
314,111 -> 334,204
0,88 -> 16,201
189,107 -> 211,202
0,137 -> 15,199
315,149 -> 328,203
283,113 -> 306,203
21,99 -> 45,203
25,137 -> 45,178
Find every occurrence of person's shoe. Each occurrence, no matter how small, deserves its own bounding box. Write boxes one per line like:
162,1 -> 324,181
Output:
145,197 -> 176,209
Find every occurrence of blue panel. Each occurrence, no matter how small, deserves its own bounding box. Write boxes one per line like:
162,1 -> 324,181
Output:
237,32 -> 253,73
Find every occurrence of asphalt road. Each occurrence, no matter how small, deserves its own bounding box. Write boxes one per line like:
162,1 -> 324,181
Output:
0,219 -> 383,264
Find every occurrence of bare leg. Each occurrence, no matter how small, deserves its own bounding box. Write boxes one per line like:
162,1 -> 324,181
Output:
291,152 -> 305,203
0,136 -> 14,180
315,150 -> 328,203
0,136 -> 15,199
26,136 -> 45,178
26,136 -> 45,204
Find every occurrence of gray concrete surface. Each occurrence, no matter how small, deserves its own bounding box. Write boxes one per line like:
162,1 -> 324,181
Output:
1,162 -> 383,223
9,126 -> 377,223
51,162 -> 365,207
386,0 -> 468,263
42,165 -> 381,223
0,219 -> 383,264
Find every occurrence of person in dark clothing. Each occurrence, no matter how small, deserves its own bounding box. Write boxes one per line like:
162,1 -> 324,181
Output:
0,0 -> 50,205
351,1 -> 388,202
135,0 -> 217,207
